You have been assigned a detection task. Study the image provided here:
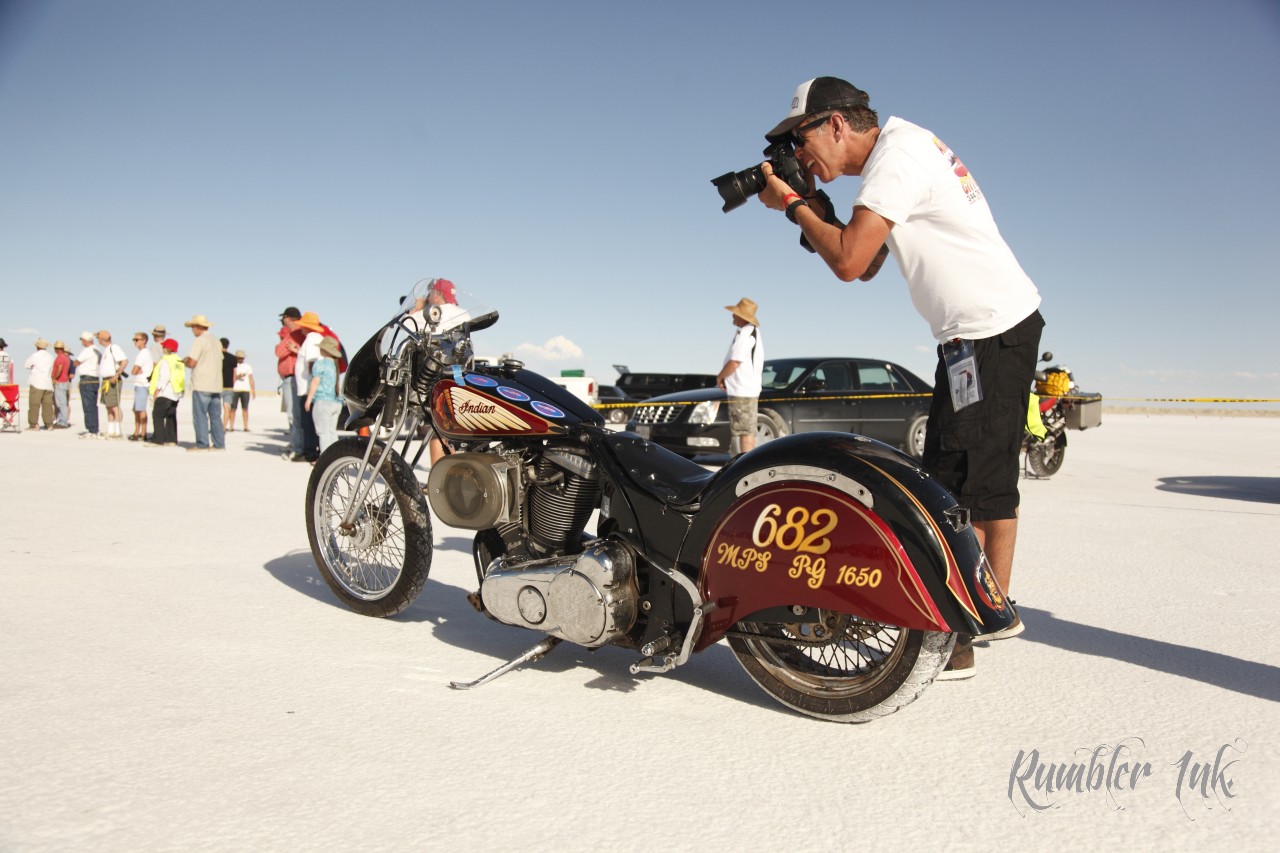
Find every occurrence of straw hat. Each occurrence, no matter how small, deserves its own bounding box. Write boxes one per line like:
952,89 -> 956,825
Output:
234,349 -> 245,358
296,311 -> 324,333
725,297 -> 760,326
319,337 -> 342,359
54,340 -> 66,351
35,338 -> 49,349
183,314 -> 214,329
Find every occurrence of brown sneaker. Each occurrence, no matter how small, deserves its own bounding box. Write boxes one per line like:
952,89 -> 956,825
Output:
937,633 -> 975,681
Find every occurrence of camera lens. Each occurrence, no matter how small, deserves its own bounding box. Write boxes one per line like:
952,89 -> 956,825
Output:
711,166 -> 766,213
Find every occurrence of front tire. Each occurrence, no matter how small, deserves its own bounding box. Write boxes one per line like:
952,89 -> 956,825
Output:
728,613 -> 954,722
1025,432 -> 1066,477
306,438 -> 433,616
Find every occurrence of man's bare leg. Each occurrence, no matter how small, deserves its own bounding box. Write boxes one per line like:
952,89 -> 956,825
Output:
973,513 -> 1019,596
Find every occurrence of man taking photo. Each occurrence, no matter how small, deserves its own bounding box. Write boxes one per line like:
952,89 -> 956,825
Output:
755,77 -> 1044,680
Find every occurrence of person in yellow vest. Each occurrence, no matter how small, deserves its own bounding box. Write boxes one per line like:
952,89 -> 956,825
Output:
146,338 -> 184,446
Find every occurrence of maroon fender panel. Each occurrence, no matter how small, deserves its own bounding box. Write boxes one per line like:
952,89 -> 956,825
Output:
696,480 -> 952,650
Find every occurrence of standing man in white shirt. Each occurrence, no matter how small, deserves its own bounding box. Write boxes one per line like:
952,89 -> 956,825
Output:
75,332 -> 101,437
128,331 -> 154,441
96,330 -> 129,440
23,338 -> 55,430
716,298 -> 764,456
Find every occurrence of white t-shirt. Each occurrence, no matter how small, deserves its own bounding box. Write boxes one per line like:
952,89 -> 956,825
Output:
723,323 -> 763,397
294,332 -> 324,394
24,350 -> 54,390
76,345 -> 100,380
131,348 -> 154,389
97,343 -> 128,380
855,116 -> 1041,342
233,362 -> 254,392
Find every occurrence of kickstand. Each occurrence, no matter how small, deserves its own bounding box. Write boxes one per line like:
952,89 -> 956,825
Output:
448,636 -> 562,690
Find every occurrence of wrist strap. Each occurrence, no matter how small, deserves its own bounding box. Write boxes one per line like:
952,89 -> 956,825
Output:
785,198 -> 808,224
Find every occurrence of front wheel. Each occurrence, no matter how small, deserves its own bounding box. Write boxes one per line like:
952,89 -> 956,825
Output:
1025,432 -> 1066,477
306,437 -> 433,616
728,613 -> 954,722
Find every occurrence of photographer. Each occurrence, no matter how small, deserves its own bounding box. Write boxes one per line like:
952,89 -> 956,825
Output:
755,77 -> 1044,680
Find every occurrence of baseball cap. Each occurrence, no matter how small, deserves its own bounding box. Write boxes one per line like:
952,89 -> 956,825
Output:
432,278 -> 457,304
280,306 -> 302,320
161,338 -> 179,352
766,77 -> 871,141
80,331 -> 94,342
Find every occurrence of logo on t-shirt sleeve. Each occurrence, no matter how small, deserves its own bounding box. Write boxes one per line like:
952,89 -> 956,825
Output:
932,136 -> 983,204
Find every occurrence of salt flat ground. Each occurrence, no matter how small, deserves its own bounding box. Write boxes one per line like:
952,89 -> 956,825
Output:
1,405 -> 1277,851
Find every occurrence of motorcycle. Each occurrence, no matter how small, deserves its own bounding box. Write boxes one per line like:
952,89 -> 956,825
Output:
304,279 -> 1017,722
1023,351 -> 1102,478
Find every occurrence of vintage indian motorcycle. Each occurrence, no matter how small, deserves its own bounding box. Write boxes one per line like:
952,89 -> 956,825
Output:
304,279 -> 1016,722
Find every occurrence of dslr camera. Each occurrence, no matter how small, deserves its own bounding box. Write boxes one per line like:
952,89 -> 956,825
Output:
711,140 -> 809,213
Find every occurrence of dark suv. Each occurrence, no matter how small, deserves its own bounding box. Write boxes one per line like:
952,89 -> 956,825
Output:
626,356 -> 932,459
614,369 -> 718,400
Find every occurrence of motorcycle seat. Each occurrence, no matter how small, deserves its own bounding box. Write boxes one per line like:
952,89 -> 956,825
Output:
604,431 -> 717,508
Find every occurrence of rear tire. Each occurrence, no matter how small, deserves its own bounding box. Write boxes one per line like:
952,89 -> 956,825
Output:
306,438 -> 432,616
756,408 -> 789,445
905,414 -> 928,460
728,613 -> 954,722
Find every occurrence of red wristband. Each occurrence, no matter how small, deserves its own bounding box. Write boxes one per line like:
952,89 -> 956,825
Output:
782,192 -> 801,206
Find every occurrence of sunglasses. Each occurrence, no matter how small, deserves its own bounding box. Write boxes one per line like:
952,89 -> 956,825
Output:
790,113 -> 834,149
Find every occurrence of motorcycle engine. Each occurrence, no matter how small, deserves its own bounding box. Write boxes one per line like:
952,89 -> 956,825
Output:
480,541 -> 639,646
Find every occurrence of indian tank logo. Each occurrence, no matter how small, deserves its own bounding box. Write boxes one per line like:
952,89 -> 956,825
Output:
932,136 -> 983,204
448,387 -> 530,432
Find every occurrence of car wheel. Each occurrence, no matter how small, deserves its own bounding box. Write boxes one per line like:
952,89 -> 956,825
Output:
757,409 -> 789,445
905,414 -> 928,460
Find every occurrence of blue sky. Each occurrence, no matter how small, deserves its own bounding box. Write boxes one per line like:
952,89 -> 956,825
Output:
2,0 -> 1277,406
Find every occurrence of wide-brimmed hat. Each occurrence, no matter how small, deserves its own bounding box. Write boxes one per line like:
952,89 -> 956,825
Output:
296,311 -> 324,333
319,337 -> 342,359
183,314 -> 213,329
725,297 -> 760,326
35,338 -> 49,349
54,340 -> 66,350
152,325 -> 166,335
161,338 -> 179,353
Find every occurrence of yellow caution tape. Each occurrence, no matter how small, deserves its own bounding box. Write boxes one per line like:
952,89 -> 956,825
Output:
591,394 -> 1279,411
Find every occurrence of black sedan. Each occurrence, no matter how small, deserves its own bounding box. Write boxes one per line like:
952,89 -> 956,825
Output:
626,356 -> 933,459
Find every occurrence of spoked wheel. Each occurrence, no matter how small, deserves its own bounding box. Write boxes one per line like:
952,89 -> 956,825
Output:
728,611 -> 954,722
305,438 -> 432,616
1025,433 -> 1065,478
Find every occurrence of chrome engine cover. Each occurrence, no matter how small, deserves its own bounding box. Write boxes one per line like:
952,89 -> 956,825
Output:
480,541 -> 638,647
